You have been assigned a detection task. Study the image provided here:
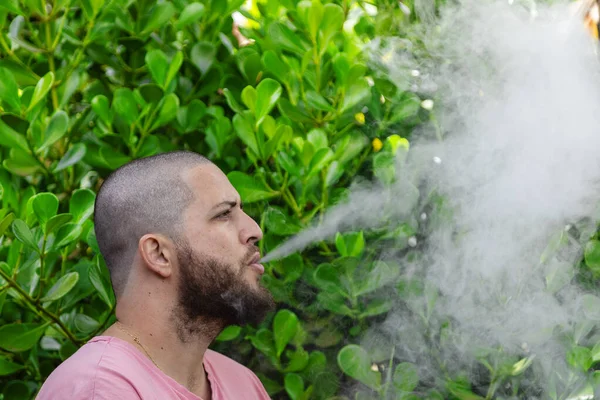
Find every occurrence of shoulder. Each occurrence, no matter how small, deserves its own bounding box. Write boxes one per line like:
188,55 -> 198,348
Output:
205,349 -> 254,374
204,349 -> 271,399
36,337 -> 146,399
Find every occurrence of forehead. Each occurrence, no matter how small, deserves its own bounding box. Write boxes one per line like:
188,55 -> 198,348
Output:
182,164 -> 239,209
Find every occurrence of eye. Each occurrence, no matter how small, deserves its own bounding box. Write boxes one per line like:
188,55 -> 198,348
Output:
217,209 -> 232,219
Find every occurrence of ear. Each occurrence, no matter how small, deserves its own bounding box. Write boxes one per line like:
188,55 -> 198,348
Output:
138,234 -> 175,278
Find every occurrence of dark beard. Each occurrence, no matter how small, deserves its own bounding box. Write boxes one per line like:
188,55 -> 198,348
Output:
174,241 -> 275,339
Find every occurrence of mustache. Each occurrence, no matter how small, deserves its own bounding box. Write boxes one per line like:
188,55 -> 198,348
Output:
243,245 -> 260,265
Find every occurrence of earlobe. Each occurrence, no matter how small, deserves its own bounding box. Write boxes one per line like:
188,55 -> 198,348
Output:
139,234 -> 173,278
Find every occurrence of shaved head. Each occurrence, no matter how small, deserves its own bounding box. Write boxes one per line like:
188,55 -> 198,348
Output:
94,151 -> 211,297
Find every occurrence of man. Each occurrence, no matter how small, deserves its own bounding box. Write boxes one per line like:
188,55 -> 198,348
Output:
37,151 -> 275,399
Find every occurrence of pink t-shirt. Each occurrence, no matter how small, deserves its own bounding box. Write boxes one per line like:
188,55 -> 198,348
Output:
36,336 -> 271,399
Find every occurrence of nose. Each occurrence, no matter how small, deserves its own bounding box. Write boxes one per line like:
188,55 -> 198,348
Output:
239,211 -> 263,245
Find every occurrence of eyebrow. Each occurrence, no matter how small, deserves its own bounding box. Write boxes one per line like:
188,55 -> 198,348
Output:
210,200 -> 240,211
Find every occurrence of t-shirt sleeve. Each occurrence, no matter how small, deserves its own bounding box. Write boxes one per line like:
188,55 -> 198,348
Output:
36,367 -> 142,400
249,374 -> 272,399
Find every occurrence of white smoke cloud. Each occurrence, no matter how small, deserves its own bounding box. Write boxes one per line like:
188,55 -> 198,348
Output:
263,0 -> 600,396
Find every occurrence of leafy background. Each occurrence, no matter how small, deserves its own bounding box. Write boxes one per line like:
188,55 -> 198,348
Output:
1,0 -> 599,399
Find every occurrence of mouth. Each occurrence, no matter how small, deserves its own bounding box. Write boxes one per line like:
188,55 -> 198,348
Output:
247,252 -> 264,275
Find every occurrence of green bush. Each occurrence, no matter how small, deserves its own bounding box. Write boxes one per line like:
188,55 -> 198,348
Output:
0,0 -> 434,398
5,0 -> 599,399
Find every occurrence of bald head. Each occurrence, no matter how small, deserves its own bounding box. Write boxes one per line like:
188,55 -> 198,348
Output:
94,151 -> 212,297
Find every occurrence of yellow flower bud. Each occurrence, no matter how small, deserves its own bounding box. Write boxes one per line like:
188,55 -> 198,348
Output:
355,112 -> 365,125
372,138 -> 383,152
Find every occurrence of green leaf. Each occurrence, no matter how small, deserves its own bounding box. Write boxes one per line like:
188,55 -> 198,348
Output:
0,357 -> 25,376
262,51 -> 289,83
11,219 -> 38,252
308,148 -> 334,177
317,291 -> 353,316
222,88 -> 244,114
336,132 -> 368,165
510,356 -> 534,376
70,189 -> 96,224
141,2 -> 176,35
31,192 -> 59,227
340,78 -> 371,113
0,68 -> 20,112
0,323 -> 46,352
112,88 -> 139,125
91,95 -> 112,125
306,1 -> 323,42
0,213 -> 15,237
45,213 -> 73,235
582,294 -> 600,320
53,143 -> 86,172
265,207 -> 301,236
264,124 -> 292,159
165,51 -> 183,89
145,49 -> 169,87
0,0 -> 23,15
313,263 -> 347,296
41,272 -> 79,302
80,0 -> 104,18
40,111 -> 69,150
232,113 -> 259,155
227,172 -> 277,204
191,42 -> 216,75
100,147 -> 131,170
241,86 -> 257,112
89,257 -> 115,307
585,240 -> 600,274
138,84 -> 164,105
355,261 -> 400,296
269,23 -> 307,55
0,116 -> 29,152
28,71 -> 54,112
305,90 -> 334,112
74,314 -> 100,334
334,231 -> 365,257
248,328 -> 276,358
284,373 -> 304,400
53,223 -> 82,248
393,362 -> 419,392
545,261 -> 573,293
337,345 -> 381,390
255,79 -> 282,126
273,309 -> 299,357
446,382 -> 485,400
215,325 -> 241,342
591,341 -> 600,362
152,93 -> 179,129
284,348 -> 310,372
359,299 -> 392,318
318,4 -> 345,54
566,346 -> 592,372
175,3 -> 205,29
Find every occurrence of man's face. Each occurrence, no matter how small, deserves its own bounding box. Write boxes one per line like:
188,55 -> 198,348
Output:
174,164 -> 274,327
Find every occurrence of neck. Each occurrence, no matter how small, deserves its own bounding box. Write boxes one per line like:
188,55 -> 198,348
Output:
106,303 -> 224,399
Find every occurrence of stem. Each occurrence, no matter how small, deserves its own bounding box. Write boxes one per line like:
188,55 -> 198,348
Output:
44,10 -> 59,110
485,376 -> 498,400
51,0 -> 72,50
0,267 -> 81,346
0,35 -> 40,80
283,188 -> 302,217
36,236 -> 48,301
319,169 -> 328,224
382,346 -> 396,399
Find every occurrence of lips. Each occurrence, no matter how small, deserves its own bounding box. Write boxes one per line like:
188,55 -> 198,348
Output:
248,252 -> 265,274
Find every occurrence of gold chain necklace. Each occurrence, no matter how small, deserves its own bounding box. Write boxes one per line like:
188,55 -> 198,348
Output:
115,321 -> 162,371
